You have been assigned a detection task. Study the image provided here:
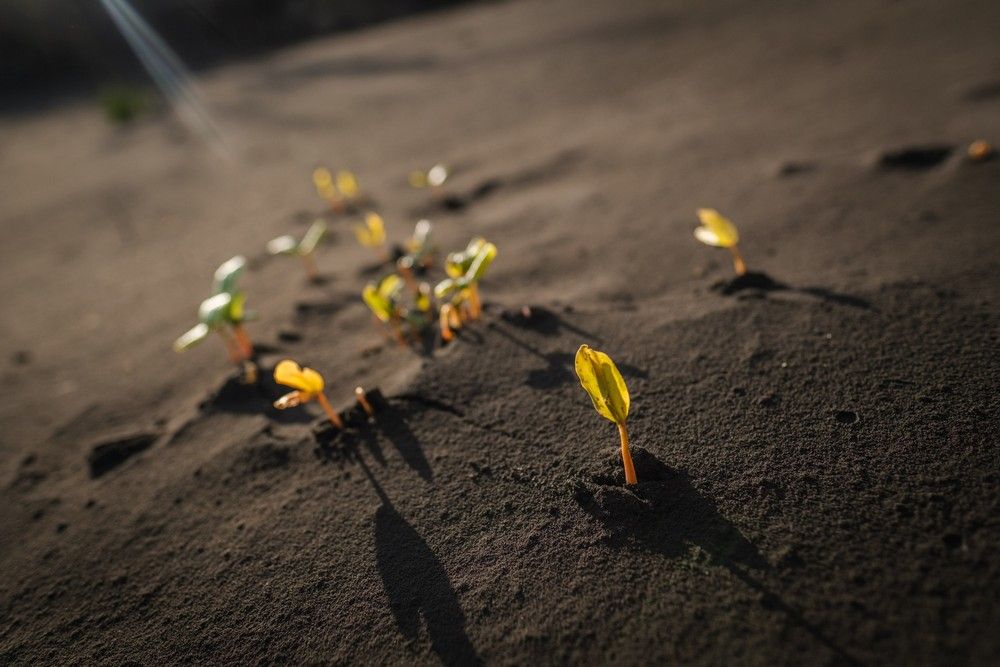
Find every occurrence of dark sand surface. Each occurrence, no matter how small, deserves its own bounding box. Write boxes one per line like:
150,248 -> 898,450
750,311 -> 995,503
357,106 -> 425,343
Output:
1,0 -> 999,663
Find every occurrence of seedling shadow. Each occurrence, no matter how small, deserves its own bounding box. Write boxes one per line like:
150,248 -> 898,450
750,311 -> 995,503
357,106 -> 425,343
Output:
575,447 -> 858,664
499,304 -> 602,341
356,455 -> 481,666
713,272 -> 871,310
314,391 -> 433,482
199,371 -> 314,424
490,324 -> 646,389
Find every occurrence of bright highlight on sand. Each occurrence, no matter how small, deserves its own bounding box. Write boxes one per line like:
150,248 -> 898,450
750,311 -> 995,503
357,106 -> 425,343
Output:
98,0 -> 229,158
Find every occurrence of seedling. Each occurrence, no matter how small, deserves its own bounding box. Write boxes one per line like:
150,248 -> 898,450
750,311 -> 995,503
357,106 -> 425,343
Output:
574,345 -> 636,485
174,256 -> 255,363
272,359 -> 343,428
267,219 -> 327,282
313,167 -> 363,213
694,208 -> 746,276
968,140 -> 994,162
355,212 -> 388,262
435,239 -> 497,329
355,387 -> 375,418
363,274 -> 406,344
409,163 -> 449,198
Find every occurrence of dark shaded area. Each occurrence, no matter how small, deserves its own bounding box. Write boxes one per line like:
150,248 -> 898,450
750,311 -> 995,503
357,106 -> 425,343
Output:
0,0 -> 475,108
575,447 -> 859,664
498,304 -> 600,340
713,272 -> 872,309
87,432 -> 158,478
877,146 -> 953,170
356,456 -> 481,666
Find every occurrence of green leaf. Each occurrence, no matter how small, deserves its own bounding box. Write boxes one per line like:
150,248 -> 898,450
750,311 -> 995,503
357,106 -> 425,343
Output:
174,323 -> 210,352
465,242 -> 497,283
213,256 -> 247,295
198,292 -> 232,327
363,284 -> 394,322
298,219 -> 327,255
267,235 -> 298,256
574,345 -> 630,424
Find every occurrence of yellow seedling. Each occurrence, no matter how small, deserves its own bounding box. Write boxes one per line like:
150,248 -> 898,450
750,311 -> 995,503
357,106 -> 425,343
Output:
355,212 -> 388,261
694,208 -> 746,276
336,170 -> 361,200
435,240 -> 497,326
575,345 -> 636,484
313,167 -> 344,213
362,274 -> 406,344
409,163 -> 449,197
355,387 -> 375,418
267,219 -> 327,281
272,359 -> 343,428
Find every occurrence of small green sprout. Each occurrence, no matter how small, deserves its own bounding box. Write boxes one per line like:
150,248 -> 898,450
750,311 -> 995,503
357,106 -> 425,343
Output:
574,345 -> 636,484
435,240 -> 497,341
694,208 -> 746,276
174,256 -> 255,364
267,219 -> 327,282
363,274 -> 406,345
397,220 -> 437,293
409,164 -> 449,198
272,359 -> 343,428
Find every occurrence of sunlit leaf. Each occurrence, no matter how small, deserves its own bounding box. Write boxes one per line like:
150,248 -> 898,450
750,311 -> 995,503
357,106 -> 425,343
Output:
227,292 -> 247,323
363,284 -> 394,322
213,256 -> 247,295
574,345 -> 630,424
274,359 -> 324,395
299,219 -> 327,255
355,212 -> 386,247
694,208 -> 739,248
427,164 -> 448,187
434,278 -> 458,300
198,292 -> 233,327
267,235 -> 298,256
466,242 -> 497,282
377,273 -> 403,300
337,170 -> 360,199
173,323 -> 210,352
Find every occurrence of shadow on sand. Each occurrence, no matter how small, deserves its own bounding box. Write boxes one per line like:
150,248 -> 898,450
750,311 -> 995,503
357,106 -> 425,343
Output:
356,456 -> 481,666
575,447 -> 859,665
714,272 -> 872,310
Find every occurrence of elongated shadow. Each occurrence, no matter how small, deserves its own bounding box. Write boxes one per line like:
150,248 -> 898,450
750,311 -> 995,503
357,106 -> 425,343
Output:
713,272 -> 871,310
357,457 -> 481,666
576,448 -> 858,664
378,401 -> 433,482
499,305 -> 602,340
491,325 -> 646,389
199,372 -> 314,424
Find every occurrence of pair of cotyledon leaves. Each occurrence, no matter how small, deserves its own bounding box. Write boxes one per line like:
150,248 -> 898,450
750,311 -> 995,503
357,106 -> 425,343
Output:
434,239 -> 497,300
173,256 -> 251,352
267,219 -> 327,257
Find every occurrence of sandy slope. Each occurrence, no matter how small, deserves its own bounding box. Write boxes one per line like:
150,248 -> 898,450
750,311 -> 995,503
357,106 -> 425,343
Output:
1,0 -> 999,663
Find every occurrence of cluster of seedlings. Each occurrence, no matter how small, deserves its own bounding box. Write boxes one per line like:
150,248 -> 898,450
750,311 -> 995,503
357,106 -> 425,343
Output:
174,163 -> 755,486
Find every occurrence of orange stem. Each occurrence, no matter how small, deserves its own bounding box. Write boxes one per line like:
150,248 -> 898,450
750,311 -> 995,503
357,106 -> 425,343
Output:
232,324 -> 254,359
217,330 -> 242,364
301,253 -> 319,282
316,392 -> 344,429
468,284 -> 482,320
729,245 -> 747,276
618,422 -> 637,485
355,387 -> 375,418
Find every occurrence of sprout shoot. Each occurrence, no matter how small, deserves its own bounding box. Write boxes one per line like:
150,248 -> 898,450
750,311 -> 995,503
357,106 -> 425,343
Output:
694,208 -> 746,276
574,345 -> 636,485
435,239 -> 497,335
409,164 -> 449,198
363,274 -> 406,344
355,212 -> 388,261
313,167 -> 363,213
355,387 -> 375,418
272,359 -> 343,428
267,219 -> 327,282
174,256 -> 255,364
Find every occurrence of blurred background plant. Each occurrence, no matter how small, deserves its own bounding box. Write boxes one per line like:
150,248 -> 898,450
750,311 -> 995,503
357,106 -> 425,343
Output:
98,84 -> 151,125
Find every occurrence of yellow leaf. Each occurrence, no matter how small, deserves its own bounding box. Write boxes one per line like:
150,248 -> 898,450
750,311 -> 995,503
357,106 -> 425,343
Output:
574,345 -> 630,424
408,170 -> 428,188
274,359 -> 324,395
337,170 -> 360,199
355,212 -> 386,247
694,208 -> 739,248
